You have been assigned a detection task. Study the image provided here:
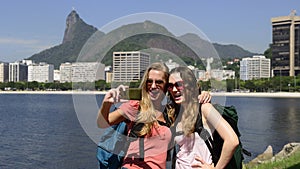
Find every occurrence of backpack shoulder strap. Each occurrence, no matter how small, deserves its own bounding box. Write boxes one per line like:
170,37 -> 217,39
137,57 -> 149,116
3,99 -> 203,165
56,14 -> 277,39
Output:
198,128 -> 214,158
128,122 -> 145,161
138,136 -> 144,161
162,107 -> 172,127
195,107 -> 218,163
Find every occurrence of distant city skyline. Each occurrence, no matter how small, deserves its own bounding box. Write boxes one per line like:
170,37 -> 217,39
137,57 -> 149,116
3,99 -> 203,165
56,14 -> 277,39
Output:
0,0 -> 299,62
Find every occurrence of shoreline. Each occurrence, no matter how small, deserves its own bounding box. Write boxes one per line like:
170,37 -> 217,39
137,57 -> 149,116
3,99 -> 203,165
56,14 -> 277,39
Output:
1,90 -> 300,98
211,92 -> 300,98
0,90 -> 108,95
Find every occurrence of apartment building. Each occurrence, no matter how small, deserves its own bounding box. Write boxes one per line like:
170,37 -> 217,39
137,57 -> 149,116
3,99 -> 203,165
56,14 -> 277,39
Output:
0,62 -> 9,82
271,10 -> 300,76
28,62 -> 54,82
240,55 -> 270,80
9,62 -> 28,82
113,51 -> 150,82
60,62 -> 105,82
60,62 -> 72,82
71,62 -> 104,82
53,70 -> 60,81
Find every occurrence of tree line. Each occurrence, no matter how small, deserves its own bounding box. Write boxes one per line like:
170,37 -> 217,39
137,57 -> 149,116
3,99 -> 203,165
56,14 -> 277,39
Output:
1,75 -> 299,93
200,75 -> 300,92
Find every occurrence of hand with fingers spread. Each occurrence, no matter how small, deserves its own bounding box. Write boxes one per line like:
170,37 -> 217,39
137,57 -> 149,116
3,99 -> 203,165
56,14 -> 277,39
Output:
97,85 -> 129,128
191,156 -> 214,169
103,85 -> 129,104
198,91 -> 211,104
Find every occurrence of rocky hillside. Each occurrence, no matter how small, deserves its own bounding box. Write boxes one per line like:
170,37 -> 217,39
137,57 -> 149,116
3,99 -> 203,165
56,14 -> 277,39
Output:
213,43 -> 255,59
28,10 -> 100,69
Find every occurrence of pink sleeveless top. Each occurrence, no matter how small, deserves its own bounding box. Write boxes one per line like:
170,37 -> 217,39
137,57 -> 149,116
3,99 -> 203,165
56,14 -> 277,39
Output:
119,101 -> 172,169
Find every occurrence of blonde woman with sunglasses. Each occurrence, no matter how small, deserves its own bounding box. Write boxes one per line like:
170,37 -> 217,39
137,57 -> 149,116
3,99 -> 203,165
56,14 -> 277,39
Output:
167,67 -> 239,169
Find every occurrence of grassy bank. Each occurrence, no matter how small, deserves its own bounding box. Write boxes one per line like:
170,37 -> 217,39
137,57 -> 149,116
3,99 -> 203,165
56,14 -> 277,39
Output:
243,150 -> 300,169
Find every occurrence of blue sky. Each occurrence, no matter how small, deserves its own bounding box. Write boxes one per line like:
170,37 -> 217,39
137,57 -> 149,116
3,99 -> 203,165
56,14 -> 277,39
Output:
0,0 -> 299,62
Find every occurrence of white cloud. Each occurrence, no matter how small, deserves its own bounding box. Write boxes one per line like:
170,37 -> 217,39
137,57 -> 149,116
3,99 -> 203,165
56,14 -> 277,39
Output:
0,37 -> 58,62
0,37 -> 39,45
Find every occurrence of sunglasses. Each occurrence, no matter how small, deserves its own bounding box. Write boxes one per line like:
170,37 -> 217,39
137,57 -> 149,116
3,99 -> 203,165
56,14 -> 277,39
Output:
167,81 -> 184,91
146,79 -> 165,86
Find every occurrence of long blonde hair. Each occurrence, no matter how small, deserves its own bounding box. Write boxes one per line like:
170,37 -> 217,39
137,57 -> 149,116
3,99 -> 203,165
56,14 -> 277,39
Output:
168,66 -> 199,136
136,62 -> 169,136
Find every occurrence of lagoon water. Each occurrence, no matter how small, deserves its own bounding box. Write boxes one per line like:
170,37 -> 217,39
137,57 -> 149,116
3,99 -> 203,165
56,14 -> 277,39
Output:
0,94 -> 300,168
222,96 -> 300,162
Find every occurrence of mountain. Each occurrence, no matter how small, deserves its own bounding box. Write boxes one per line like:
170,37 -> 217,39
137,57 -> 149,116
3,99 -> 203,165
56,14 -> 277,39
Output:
98,26 -> 256,66
213,43 -> 256,58
178,33 -> 256,59
28,10 -> 257,69
98,21 -> 203,66
28,10 -> 100,69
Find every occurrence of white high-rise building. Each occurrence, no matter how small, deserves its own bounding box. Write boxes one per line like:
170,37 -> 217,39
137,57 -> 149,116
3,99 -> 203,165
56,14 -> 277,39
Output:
60,62 -> 72,82
54,70 -> 60,82
28,63 -> 54,82
113,51 -> 150,82
9,62 -> 28,82
71,62 -> 104,82
240,55 -> 270,80
60,62 -> 104,82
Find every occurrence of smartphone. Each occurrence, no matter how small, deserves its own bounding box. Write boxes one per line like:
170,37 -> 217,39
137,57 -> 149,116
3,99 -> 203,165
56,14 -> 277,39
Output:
119,88 -> 142,100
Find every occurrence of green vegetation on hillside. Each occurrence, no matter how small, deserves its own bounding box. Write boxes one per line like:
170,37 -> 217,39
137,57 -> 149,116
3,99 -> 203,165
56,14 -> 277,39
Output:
27,10 -> 256,69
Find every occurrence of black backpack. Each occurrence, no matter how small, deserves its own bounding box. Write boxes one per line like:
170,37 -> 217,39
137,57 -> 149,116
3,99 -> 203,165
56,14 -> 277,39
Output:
195,104 -> 251,169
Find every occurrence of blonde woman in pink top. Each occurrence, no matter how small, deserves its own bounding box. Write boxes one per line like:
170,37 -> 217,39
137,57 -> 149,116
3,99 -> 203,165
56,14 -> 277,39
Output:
97,62 -> 172,169
167,67 -> 239,169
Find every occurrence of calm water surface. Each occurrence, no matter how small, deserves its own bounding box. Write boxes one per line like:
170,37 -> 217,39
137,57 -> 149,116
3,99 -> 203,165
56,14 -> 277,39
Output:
0,94 -> 98,169
218,96 -> 300,162
0,94 -> 300,168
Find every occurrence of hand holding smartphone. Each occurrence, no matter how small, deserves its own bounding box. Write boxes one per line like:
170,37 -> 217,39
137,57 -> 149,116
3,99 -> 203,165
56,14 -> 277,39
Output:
119,88 -> 142,100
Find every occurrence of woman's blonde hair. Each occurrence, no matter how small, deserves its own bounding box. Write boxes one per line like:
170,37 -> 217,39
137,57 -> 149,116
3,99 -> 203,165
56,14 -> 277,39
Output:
136,62 -> 169,136
168,66 -> 200,136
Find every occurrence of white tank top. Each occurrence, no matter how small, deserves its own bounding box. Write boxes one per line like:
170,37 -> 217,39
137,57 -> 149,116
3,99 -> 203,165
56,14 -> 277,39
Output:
174,123 -> 213,169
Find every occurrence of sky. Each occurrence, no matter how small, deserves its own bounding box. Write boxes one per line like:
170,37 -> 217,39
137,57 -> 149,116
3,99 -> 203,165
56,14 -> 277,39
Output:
0,0 -> 299,62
